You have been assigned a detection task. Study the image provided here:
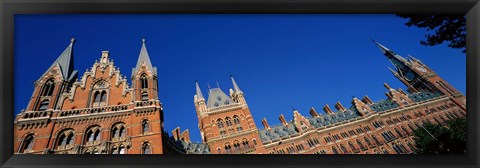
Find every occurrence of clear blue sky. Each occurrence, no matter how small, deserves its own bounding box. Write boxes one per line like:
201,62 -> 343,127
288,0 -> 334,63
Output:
15,14 -> 466,143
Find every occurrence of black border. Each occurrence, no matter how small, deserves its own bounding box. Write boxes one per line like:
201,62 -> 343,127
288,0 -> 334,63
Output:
1,0 -> 479,168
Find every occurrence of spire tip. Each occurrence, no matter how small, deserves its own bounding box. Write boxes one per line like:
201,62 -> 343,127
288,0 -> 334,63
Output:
70,38 -> 76,43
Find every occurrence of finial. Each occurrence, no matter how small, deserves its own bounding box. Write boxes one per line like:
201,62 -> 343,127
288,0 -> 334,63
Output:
216,81 -> 220,88
142,38 -> 146,44
369,37 -> 375,42
70,38 -> 76,44
207,83 -> 211,90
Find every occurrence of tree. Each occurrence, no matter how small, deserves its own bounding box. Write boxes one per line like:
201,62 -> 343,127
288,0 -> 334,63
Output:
412,118 -> 466,154
396,14 -> 466,53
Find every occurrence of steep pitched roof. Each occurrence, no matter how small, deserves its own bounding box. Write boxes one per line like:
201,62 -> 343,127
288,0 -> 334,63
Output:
206,88 -> 233,108
132,38 -> 157,77
40,38 -> 77,81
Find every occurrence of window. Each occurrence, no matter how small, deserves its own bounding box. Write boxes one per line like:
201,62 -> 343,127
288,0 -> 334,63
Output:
19,134 -> 34,153
41,79 -> 55,96
85,126 -> 101,144
142,91 -> 148,101
38,100 -> 49,111
143,143 -> 151,154
57,129 -> 75,150
119,145 -> 125,154
111,146 -> 118,154
253,139 -> 257,146
111,123 -> 126,140
340,144 -> 349,154
217,119 -> 224,128
142,120 -> 149,134
332,146 -> 339,154
233,115 -> 240,125
225,117 -> 232,127
141,74 -> 148,89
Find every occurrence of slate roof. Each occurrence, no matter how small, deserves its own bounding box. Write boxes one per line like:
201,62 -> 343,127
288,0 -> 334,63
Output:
132,39 -> 157,77
41,38 -> 77,81
257,91 -> 440,145
206,88 -> 233,108
169,137 -> 211,154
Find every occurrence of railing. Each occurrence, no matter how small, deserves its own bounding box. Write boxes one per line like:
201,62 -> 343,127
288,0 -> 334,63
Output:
58,104 -> 129,118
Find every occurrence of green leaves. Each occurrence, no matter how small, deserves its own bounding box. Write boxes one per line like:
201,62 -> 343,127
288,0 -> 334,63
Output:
396,14 -> 466,53
412,118 -> 466,154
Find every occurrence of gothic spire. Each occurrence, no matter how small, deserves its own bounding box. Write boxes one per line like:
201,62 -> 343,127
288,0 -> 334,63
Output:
133,38 -> 157,77
195,80 -> 205,100
41,38 -> 77,81
370,38 -> 409,69
230,75 -> 242,93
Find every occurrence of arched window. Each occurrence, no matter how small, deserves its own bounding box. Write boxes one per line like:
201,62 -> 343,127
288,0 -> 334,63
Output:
348,141 -> 357,152
38,100 -> 49,111
371,135 -> 381,145
41,79 -> 55,96
111,146 -> 118,154
93,148 -> 99,154
233,115 -> 240,125
217,147 -> 221,154
332,146 -> 339,154
217,119 -> 224,128
85,126 -> 101,144
100,91 -> 107,103
19,134 -> 34,153
142,120 -> 149,134
119,145 -> 125,154
340,144 -> 349,154
253,139 -> 257,146
93,91 -> 101,103
141,74 -> 148,89
225,117 -> 232,127
57,129 -> 75,150
364,137 -> 372,146
111,123 -> 126,140
356,139 -> 365,150
143,143 -> 151,154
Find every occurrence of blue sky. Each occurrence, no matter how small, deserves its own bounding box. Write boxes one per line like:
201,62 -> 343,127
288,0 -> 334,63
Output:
15,14 -> 466,143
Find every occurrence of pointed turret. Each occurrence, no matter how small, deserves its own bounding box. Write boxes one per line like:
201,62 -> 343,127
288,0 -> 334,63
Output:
370,38 -> 409,69
132,38 -> 157,77
230,75 -> 242,93
195,80 -> 205,100
41,38 -> 77,81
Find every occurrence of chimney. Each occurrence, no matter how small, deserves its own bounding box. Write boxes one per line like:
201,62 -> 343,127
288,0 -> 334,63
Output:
172,127 -> 181,140
279,114 -> 287,125
262,118 -> 270,129
309,107 -> 319,118
323,104 -> 333,114
384,83 -> 392,90
362,95 -> 374,105
335,101 -> 346,111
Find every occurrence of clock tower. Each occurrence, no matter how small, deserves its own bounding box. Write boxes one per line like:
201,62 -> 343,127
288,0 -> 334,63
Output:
371,39 -> 466,111
194,76 -> 265,154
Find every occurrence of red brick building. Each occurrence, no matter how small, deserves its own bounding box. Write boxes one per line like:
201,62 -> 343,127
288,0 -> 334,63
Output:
170,39 -> 466,154
14,38 -> 466,155
14,38 -> 164,154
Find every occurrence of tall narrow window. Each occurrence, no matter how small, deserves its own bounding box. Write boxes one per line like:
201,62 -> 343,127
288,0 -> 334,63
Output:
93,91 -> 101,103
42,79 -> 55,96
100,91 -> 107,103
119,145 -> 125,154
142,120 -> 149,134
141,74 -> 148,89
57,129 -> 74,150
20,135 -> 34,153
143,143 -> 151,154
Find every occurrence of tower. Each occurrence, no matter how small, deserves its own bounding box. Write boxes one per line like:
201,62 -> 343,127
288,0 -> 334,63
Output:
371,39 -> 466,111
132,38 -> 159,102
26,38 -> 78,112
194,76 -> 265,154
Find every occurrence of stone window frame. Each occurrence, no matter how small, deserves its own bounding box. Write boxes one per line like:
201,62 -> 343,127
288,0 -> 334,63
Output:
90,80 -> 110,108
84,125 -> 102,145
111,123 -> 126,141
56,129 -> 75,150
142,119 -> 150,134
18,133 -> 35,153
142,142 -> 152,154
